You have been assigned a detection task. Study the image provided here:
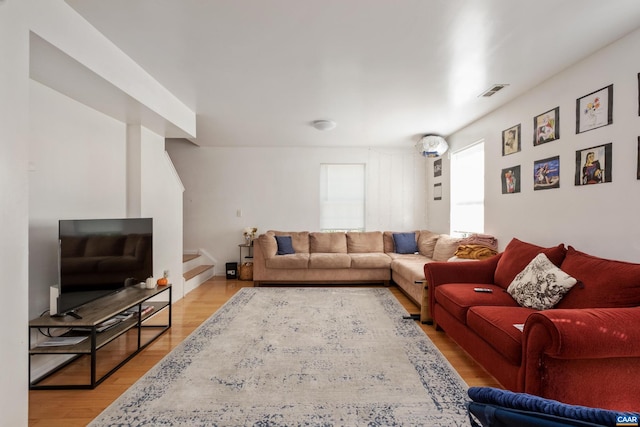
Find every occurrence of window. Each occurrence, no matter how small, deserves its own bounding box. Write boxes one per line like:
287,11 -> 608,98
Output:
320,164 -> 365,231
450,141 -> 484,236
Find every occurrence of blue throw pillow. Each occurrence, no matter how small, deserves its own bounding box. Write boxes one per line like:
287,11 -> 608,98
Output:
393,232 -> 418,254
275,235 -> 295,255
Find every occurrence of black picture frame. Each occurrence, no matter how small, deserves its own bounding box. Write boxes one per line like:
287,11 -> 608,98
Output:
434,183 -> 442,200
637,137 -> 640,180
576,84 -> 613,134
501,165 -> 521,194
434,158 -> 442,177
533,156 -> 560,190
574,143 -> 612,185
534,107 -> 559,146
502,124 -> 521,156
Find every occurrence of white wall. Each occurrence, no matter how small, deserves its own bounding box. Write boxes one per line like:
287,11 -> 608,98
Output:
0,1 -> 30,424
29,81 -> 127,318
166,144 -> 428,275
429,28 -> 640,262
139,127 -> 185,298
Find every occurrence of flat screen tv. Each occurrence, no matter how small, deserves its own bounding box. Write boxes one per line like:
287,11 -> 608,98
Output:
56,218 -> 153,316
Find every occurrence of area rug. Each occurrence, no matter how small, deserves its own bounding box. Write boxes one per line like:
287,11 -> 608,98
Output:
90,288 -> 470,426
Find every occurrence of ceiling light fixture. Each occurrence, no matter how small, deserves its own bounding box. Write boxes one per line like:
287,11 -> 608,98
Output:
312,120 -> 337,131
416,134 -> 449,158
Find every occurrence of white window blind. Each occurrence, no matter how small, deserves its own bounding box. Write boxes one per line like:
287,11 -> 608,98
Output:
320,164 -> 365,231
450,141 -> 484,236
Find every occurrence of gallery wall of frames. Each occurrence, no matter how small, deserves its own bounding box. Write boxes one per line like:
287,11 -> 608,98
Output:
499,83 -> 633,195
426,26 -> 640,262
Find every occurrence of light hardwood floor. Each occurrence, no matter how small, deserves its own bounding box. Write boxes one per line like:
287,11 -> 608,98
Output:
28,278 -> 501,426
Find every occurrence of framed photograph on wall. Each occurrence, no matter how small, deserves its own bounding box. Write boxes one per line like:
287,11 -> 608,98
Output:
434,183 -> 442,200
501,165 -> 521,194
637,137 -> 640,180
576,84 -> 613,134
533,156 -> 560,190
574,143 -> 612,185
534,107 -> 559,146
434,158 -> 442,177
502,124 -> 521,156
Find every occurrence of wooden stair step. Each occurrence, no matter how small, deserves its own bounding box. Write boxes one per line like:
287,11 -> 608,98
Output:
184,265 -> 213,281
183,253 -> 200,263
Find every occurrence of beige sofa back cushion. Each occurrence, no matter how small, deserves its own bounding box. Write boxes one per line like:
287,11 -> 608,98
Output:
432,235 -> 463,261
269,231 -> 310,253
309,232 -> 347,253
418,231 -> 441,258
346,231 -> 384,253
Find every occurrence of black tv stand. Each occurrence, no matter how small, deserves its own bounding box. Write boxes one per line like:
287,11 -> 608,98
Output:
29,285 -> 171,389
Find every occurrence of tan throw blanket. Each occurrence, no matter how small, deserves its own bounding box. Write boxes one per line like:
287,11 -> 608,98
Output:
459,234 -> 498,251
455,244 -> 498,260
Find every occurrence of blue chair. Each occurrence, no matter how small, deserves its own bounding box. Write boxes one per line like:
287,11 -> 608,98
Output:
467,387 -> 639,427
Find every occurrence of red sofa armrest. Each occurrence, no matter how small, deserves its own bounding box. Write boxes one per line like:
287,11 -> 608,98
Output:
424,254 -> 501,324
522,307 -> 640,411
524,307 -> 640,359
424,253 -> 501,288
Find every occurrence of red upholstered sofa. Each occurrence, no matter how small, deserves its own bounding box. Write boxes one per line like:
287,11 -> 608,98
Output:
425,238 -> 640,412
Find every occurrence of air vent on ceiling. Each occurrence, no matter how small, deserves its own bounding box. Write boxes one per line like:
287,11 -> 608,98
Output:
479,84 -> 509,97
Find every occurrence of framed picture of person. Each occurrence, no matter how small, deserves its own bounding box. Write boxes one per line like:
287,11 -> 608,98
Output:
574,143 -> 612,186
501,165 -> 521,194
576,84 -> 613,134
502,124 -> 521,156
533,156 -> 560,191
434,158 -> 442,177
533,107 -> 559,146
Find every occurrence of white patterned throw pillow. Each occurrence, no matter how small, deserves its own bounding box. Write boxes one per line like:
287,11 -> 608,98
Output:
507,253 -> 577,310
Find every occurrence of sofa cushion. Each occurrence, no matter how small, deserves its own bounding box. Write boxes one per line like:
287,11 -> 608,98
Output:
494,238 -> 567,289
270,231 -> 310,253
275,235 -> 295,255
435,283 -> 519,324
507,253 -> 577,310
432,235 -> 463,261
467,306 -> 536,365
350,253 -> 391,269
418,231 -> 440,258
391,255 -> 430,282
265,253 -> 309,269
346,231 -> 383,253
308,253 -> 351,269
309,232 -> 347,253
392,232 -> 418,254
556,246 -> 640,309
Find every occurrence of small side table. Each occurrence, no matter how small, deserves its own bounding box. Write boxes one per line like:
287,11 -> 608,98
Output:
238,243 -> 253,264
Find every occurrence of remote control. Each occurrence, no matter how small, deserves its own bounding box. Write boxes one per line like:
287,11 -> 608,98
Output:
474,288 -> 493,293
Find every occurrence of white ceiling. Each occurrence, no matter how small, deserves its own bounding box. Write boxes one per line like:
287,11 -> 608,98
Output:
64,0 -> 640,149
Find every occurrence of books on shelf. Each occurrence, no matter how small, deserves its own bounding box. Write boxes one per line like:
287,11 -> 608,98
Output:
122,304 -> 155,317
68,305 -> 156,334
37,336 -> 88,347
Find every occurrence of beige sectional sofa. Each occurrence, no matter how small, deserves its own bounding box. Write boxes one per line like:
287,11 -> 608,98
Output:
253,230 -> 466,322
